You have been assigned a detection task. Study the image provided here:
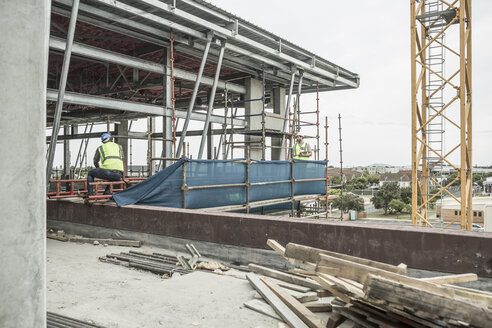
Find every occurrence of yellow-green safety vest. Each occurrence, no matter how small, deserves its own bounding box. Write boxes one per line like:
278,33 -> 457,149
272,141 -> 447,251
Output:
294,142 -> 310,160
98,142 -> 124,172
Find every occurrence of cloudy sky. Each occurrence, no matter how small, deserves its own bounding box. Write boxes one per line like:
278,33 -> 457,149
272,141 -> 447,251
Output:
53,0 -> 491,169
209,0 -> 492,167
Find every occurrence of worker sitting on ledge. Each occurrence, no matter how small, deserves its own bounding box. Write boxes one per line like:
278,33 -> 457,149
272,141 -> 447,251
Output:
293,135 -> 312,160
87,133 -> 126,197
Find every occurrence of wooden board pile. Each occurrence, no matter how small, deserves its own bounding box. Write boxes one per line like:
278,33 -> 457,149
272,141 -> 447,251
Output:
246,239 -> 492,328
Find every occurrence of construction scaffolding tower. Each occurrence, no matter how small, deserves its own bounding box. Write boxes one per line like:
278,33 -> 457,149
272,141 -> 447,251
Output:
411,0 -> 472,229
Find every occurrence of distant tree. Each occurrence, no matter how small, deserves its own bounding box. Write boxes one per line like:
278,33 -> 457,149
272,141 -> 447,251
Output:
331,175 -> 342,185
371,182 -> 400,214
345,176 -> 368,191
389,199 -> 406,218
332,193 -> 364,213
444,173 -> 459,186
367,174 -> 380,186
400,187 -> 412,204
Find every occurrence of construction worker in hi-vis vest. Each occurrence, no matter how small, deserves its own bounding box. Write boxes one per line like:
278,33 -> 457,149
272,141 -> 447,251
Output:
87,133 -> 126,196
293,135 -> 312,160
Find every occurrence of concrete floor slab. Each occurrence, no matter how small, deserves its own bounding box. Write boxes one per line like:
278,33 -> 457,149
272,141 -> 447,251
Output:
47,239 -> 280,328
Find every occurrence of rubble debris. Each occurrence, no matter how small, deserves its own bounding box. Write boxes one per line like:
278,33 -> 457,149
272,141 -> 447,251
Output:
46,229 -> 141,247
196,261 -> 230,272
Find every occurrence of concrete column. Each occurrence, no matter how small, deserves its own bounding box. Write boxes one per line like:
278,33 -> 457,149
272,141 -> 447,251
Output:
115,120 -> 129,172
244,78 -> 263,160
271,87 -> 286,160
162,47 -> 173,167
0,0 -> 49,326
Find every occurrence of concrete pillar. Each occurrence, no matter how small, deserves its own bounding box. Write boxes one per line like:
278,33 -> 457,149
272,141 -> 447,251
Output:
244,78 -> 263,160
115,120 -> 129,172
0,0 -> 49,326
271,87 -> 286,160
162,47 -> 173,167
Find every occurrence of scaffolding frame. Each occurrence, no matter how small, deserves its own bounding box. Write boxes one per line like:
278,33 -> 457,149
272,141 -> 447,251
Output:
45,0 -> 358,207
411,0 -> 472,229
193,117 -> 333,218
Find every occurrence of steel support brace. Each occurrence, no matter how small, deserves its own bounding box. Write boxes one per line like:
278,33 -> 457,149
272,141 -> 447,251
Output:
176,38 -> 212,156
198,41 -> 226,159
296,71 -> 304,132
280,69 -> 296,153
46,0 -> 80,186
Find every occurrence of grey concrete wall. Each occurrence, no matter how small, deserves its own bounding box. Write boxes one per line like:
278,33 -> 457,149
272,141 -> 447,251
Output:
0,1 -> 49,326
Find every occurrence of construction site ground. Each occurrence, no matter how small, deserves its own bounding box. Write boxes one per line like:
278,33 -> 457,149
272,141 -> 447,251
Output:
47,239 -> 340,328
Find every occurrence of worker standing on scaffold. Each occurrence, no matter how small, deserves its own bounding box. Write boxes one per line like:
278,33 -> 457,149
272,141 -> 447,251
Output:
293,135 -> 312,160
87,133 -> 126,196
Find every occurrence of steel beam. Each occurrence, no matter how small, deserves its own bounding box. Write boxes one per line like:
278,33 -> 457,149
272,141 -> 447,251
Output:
52,0 -> 357,89
280,69 -> 296,155
46,89 -> 247,127
137,0 -> 358,87
46,0 -> 80,186
176,38 -> 212,156
49,37 -> 246,94
198,41 -> 225,159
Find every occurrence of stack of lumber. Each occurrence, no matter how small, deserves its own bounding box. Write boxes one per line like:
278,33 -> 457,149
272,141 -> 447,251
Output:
246,239 -> 492,328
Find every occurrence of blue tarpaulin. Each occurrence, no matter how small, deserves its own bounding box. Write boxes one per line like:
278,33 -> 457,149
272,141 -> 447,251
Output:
113,157 -> 327,210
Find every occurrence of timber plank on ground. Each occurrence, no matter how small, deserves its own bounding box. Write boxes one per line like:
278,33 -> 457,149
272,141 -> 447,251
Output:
246,273 -> 308,328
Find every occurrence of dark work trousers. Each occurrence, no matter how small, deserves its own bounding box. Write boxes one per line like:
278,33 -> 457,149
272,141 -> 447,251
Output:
87,168 -> 122,195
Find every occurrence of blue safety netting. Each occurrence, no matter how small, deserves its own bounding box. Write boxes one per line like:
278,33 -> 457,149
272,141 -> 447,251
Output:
113,157 -> 327,210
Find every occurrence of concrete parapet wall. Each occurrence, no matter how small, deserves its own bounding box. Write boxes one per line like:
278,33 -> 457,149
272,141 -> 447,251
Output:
47,200 -> 492,277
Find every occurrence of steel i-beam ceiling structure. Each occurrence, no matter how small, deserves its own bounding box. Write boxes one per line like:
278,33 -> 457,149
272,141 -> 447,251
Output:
411,0 -> 472,230
46,0 -> 359,178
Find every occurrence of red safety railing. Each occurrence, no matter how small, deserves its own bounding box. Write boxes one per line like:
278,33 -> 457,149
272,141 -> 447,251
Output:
47,177 -> 146,203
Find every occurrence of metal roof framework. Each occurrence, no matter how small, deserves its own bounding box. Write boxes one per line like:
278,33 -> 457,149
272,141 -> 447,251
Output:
46,0 -> 359,182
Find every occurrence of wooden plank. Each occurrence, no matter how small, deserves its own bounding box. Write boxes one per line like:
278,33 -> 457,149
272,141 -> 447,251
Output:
248,264 -> 322,291
318,273 -> 364,298
363,274 -> 492,328
289,291 -> 318,303
316,290 -> 332,298
421,273 -> 477,285
346,303 -> 404,328
267,239 -> 287,257
333,306 -> 378,328
285,242 -> 406,275
304,301 -> 332,313
261,277 -> 325,328
246,273 -> 309,328
445,284 -> 492,305
311,275 -> 351,304
268,278 -> 312,293
326,313 -> 346,328
68,236 -> 141,247
244,299 -> 282,320
317,254 -> 454,298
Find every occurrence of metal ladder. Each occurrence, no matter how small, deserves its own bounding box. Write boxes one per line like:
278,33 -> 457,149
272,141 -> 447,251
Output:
418,0 -> 448,222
